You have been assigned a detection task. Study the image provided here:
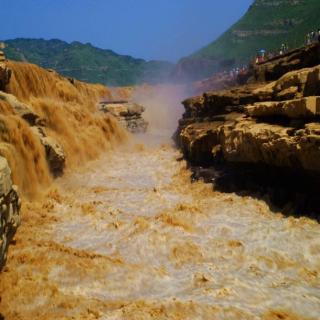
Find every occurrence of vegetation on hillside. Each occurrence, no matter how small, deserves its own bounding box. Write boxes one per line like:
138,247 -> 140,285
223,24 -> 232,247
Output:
177,0 -> 320,79
3,39 -> 173,86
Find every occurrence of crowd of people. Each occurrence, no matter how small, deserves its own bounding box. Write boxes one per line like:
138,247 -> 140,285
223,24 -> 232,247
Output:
254,29 -> 320,66
305,29 -> 320,45
212,29 -> 320,82
255,43 -> 290,64
228,66 -> 248,79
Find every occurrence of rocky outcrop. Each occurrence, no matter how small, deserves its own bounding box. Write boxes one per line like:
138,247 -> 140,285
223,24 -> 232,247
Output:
179,65 -> 320,169
0,51 -> 11,91
183,64 -> 320,119
0,157 -> 21,269
177,62 -> 320,217
245,97 -> 320,119
31,126 -> 65,177
99,101 -> 148,133
180,118 -> 320,172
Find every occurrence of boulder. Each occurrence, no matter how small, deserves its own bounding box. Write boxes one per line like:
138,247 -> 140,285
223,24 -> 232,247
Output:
31,126 -> 65,177
0,157 -> 21,269
99,102 -> 148,133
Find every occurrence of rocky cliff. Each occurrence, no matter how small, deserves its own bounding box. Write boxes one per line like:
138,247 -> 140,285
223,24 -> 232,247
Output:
177,46 -> 320,218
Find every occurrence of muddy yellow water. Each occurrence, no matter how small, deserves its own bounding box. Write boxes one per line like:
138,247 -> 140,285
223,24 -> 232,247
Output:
1,133 -> 320,320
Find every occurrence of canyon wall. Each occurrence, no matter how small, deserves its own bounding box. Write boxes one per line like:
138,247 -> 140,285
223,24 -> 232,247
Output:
177,44 -> 320,218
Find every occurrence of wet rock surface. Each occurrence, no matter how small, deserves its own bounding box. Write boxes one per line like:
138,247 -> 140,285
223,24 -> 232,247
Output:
31,126 -> 66,177
99,101 -> 148,133
0,157 -> 20,269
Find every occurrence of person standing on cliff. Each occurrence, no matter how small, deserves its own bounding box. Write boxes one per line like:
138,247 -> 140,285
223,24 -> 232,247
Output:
306,33 -> 310,45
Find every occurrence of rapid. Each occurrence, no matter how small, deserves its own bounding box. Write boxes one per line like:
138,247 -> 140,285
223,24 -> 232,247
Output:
0,85 -> 319,320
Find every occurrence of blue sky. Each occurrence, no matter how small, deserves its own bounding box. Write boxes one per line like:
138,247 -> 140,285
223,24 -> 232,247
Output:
2,0 -> 253,62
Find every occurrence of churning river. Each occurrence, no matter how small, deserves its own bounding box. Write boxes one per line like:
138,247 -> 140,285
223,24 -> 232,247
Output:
1,130 -> 319,320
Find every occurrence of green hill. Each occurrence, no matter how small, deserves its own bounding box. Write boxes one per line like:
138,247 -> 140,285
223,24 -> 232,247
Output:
175,0 -> 320,80
2,38 -> 173,86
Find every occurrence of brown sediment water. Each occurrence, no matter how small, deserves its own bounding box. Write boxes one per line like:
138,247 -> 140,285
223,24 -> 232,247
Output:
0,114 -> 51,197
0,61 -> 128,197
0,129 -> 319,320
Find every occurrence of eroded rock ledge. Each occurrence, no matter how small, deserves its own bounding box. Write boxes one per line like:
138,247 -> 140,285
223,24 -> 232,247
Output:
177,62 -> 320,218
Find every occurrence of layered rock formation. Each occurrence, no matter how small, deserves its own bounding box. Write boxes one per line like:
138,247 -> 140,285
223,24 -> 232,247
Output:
179,64 -> 320,168
99,101 -> 148,133
0,157 -> 20,269
177,56 -> 320,217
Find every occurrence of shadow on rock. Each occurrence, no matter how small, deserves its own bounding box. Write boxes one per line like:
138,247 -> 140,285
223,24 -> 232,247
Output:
191,163 -> 320,222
